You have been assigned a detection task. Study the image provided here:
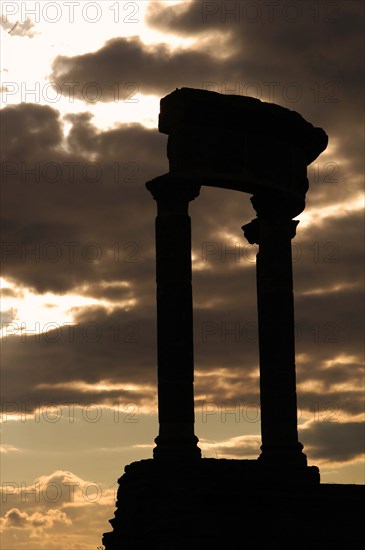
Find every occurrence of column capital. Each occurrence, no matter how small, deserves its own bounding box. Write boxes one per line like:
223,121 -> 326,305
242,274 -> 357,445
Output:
242,217 -> 299,245
146,173 -> 201,204
250,192 -> 305,220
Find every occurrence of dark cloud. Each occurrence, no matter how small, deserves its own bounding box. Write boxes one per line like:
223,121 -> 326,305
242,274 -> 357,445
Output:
1,103 -> 164,293
300,421 -> 365,462
146,0 -> 363,79
204,420 -> 364,463
145,1 -> 212,36
1,103 -> 63,159
50,36 -> 224,99
1,305 -> 157,412
2,295 -> 363,418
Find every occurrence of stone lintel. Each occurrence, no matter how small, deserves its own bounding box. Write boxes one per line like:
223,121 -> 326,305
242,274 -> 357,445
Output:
158,87 -> 328,217
159,87 -> 328,165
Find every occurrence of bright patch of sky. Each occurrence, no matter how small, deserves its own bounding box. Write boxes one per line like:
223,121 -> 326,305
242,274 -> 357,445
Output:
1,1 -> 193,129
0,278 -> 136,338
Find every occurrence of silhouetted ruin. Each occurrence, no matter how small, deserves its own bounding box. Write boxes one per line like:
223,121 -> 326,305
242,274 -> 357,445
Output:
103,88 -> 363,549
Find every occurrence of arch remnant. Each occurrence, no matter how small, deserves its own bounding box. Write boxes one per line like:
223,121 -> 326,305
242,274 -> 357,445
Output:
103,88 -> 329,548
146,88 -> 328,466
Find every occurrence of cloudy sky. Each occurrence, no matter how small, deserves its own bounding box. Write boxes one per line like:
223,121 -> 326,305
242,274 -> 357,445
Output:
0,0 -> 364,548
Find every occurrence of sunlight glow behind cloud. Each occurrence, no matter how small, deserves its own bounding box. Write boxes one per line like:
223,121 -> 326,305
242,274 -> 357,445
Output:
0,278 -> 136,336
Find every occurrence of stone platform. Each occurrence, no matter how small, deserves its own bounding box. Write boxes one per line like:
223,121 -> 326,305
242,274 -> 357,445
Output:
102,459 -> 363,549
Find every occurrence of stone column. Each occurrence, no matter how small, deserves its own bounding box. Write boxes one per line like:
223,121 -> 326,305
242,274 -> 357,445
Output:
146,174 -> 201,460
242,195 -> 307,467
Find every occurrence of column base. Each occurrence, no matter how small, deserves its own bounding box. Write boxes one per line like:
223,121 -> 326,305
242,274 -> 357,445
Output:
258,442 -> 308,467
153,434 -> 201,460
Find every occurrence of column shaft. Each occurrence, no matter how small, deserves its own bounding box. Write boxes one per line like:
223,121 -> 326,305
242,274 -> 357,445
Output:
147,176 -> 201,460
243,216 -> 307,466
